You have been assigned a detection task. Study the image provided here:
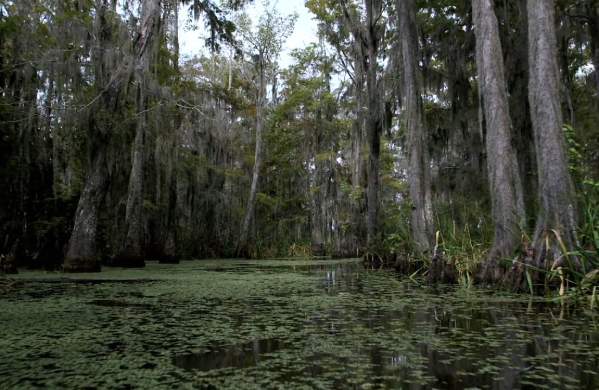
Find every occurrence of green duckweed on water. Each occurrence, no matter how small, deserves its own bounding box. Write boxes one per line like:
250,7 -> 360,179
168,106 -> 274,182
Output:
1,259 -> 599,389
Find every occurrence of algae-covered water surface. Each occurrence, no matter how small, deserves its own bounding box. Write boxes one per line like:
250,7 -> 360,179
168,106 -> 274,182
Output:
1,259 -> 598,389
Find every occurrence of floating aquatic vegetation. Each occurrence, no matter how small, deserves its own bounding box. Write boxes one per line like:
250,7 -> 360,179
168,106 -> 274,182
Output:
0,259 -> 598,389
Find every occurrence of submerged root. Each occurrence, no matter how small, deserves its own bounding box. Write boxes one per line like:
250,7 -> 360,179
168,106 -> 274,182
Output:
146,242 -> 179,264
394,254 -> 425,275
427,253 -> 456,284
427,232 -> 456,284
503,230 -> 581,294
502,257 -> 529,293
236,244 -> 254,259
362,252 -> 385,269
502,239 -> 545,293
311,243 -> 326,257
477,251 -> 509,286
477,235 -> 524,287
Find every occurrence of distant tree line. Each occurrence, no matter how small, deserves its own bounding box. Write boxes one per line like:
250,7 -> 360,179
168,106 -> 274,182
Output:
1,0 -> 598,292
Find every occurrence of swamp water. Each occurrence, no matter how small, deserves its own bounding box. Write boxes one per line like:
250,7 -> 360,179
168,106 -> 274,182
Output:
1,259 -> 598,389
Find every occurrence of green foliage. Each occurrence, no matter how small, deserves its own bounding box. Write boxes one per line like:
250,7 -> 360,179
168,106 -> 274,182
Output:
256,192 -> 278,208
577,181 -> 599,277
382,202 -> 413,255
236,2 -> 297,65
305,0 -> 342,25
438,226 -> 487,287
564,124 -> 599,283
287,242 -> 312,258
564,124 -> 585,179
412,197 -> 492,287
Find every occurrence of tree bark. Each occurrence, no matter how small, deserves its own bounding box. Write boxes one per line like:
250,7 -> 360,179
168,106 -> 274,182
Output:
473,0 -> 525,283
238,59 -> 266,257
397,0 -> 434,254
115,86 -> 147,267
365,60 -> 382,252
114,0 -> 162,267
337,0 -> 384,255
63,145 -> 107,272
64,0 -> 113,272
310,106 -> 327,257
350,61 -> 366,256
503,0 -> 537,226
526,0 -> 578,284
363,0 -> 384,252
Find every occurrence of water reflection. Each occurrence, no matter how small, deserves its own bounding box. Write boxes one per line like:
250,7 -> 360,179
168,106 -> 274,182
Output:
324,270 -> 336,288
3,259 -> 598,389
173,339 -> 283,371
299,261 -> 599,389
318,262 -> 595,389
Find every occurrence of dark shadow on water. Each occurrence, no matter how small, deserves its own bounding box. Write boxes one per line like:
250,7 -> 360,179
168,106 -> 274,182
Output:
87,299 -> 153,309
172,339 -> 283,371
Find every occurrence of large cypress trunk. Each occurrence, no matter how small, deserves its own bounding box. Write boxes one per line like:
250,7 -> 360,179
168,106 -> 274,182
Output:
397,0 -> 434,254
64,0 -> 113,273
473,0 -> 525,283
63,144 -> 107,273
114,0 -> 162,267
524,0 -> 579,289
114,86 -> 147,267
